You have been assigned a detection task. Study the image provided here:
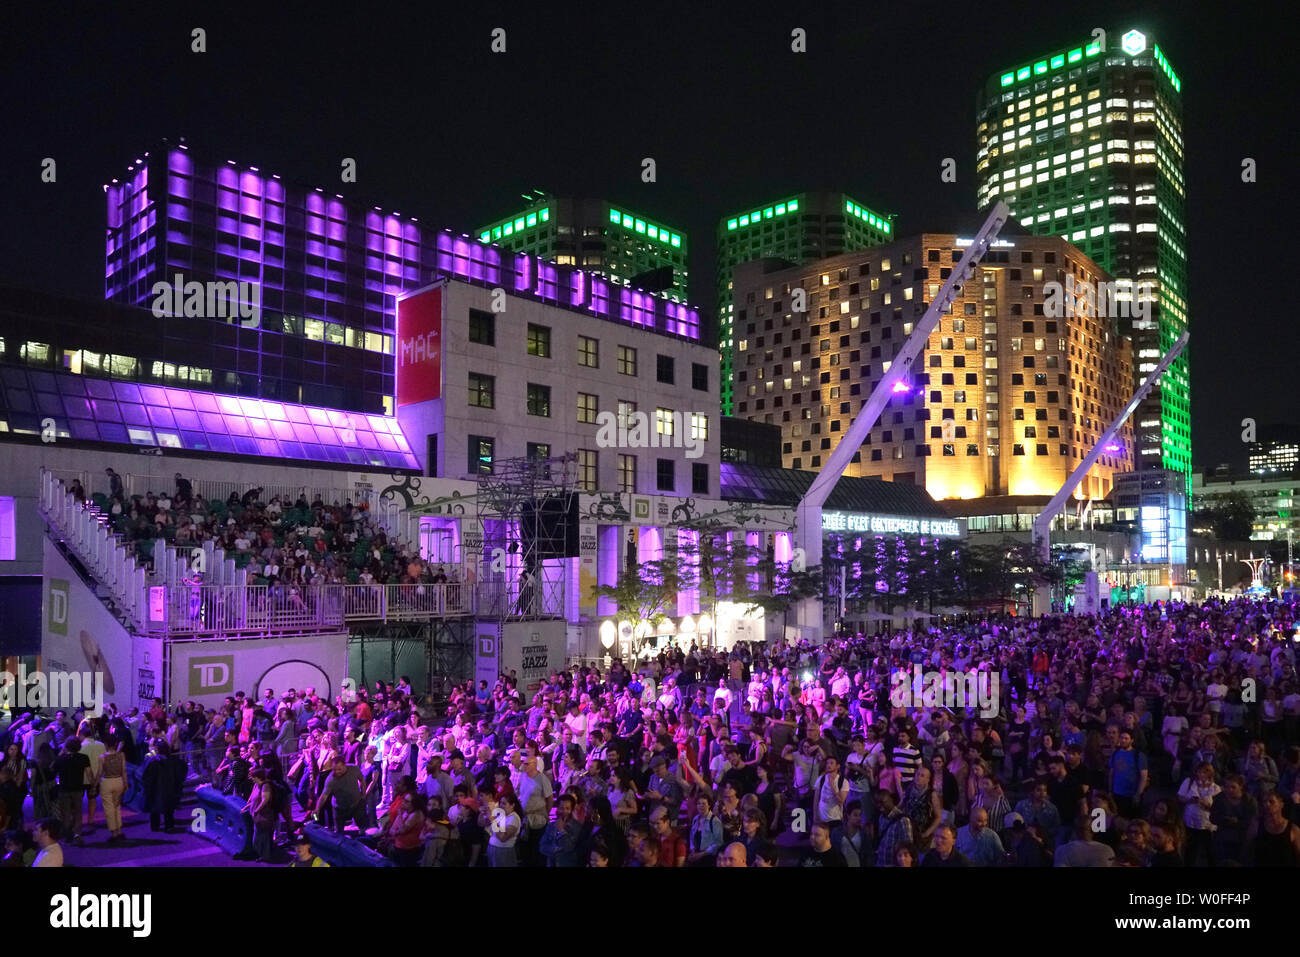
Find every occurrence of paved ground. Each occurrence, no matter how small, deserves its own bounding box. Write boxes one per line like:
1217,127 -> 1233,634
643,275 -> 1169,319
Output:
32,788 -> 282,868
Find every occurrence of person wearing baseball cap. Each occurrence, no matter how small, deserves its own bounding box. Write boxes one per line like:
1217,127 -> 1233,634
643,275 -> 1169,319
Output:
287,830 -> 329,867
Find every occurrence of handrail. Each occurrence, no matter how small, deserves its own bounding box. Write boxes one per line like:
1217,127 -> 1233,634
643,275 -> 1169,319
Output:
147,582 -> 473,638
39,468 -> 151,632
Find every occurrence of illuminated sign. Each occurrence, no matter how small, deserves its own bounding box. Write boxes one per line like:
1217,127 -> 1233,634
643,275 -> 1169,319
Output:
1121,30 -> 1147,56
821,511 -> 961,538
955,238 -> 1015,248
396,285 -> 443,406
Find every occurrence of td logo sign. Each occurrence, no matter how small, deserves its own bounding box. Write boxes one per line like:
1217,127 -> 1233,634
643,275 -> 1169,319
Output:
47,579 -> 70,636
188,655 -> 234,695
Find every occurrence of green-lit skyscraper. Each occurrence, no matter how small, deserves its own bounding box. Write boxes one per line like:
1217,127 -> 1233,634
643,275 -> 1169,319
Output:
716,191 -> 894,415
976,28 -> 1189,492
475,191 -> 688,300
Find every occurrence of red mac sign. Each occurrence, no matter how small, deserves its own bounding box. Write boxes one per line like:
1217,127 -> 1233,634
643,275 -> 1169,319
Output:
397,286 -> 443,406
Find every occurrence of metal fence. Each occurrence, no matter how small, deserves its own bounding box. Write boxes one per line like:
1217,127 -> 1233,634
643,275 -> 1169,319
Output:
147,583 -> 473,638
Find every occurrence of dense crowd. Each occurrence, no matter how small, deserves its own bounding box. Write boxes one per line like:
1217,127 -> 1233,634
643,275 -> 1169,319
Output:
3,595 -> 1299,867
67,469 -> 449,587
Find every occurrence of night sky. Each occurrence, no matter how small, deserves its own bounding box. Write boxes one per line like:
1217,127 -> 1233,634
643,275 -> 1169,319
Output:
1,1 -> 1293,473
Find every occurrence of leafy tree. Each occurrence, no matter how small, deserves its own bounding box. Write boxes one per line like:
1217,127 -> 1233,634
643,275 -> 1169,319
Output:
745,559 -> 823,639
593,555 -> 696,629
1193,492 -> 1256,542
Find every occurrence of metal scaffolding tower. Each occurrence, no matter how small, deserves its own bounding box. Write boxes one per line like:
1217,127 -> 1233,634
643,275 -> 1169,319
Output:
474,453 -> 579,621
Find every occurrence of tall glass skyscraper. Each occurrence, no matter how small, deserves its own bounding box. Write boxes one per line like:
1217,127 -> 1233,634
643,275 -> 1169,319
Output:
716,191 -> 893,415
976,28 -> 1189,493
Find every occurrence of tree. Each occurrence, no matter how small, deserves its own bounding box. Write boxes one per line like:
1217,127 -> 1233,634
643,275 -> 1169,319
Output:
745,559 -> 823,640
592,555 -> 696,630
1194,492 -> 1256,542
962,538 -> 1051,610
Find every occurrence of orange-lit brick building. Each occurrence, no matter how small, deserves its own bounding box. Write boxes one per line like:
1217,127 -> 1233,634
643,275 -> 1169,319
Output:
729,231 -> 1132,505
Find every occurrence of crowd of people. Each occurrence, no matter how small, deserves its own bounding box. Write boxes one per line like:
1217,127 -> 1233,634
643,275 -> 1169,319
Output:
67,469 -> 452,588
3,594 -> 1299,867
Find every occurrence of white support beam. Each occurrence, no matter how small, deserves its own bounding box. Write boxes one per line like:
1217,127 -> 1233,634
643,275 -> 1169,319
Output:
1030,330 -> 1189,613
791,202 -> 1010,641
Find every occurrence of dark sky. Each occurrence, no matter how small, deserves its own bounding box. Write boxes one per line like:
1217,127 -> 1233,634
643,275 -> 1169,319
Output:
1,1 -> 1293,472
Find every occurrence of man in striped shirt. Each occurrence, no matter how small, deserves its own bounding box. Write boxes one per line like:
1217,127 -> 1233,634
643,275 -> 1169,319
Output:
974,775 -> 1013,834
892,728 -> 922,787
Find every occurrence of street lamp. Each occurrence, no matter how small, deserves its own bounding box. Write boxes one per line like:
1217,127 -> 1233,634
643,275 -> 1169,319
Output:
697,612 -> 713,649
599,619 -> 616,669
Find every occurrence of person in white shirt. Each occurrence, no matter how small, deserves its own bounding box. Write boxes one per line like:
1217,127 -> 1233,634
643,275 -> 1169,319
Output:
1177,762 -> 1222,866
658,678 -> 681,713
813,755 -> 850,830
563,702 -> 589,748
484,793 -> 521,867
33,819 -> 64,867
1206,671 -> 1228,716
413,726 -> 436,786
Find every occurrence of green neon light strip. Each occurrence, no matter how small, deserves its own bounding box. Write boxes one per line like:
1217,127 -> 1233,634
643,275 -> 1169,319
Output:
479,206 -> 550,242
723,195 -> 817,234
1153,45 -> 1181,91
1002,36 -> 1122,88
608,207 -> 682,247
843,198 -> 891,233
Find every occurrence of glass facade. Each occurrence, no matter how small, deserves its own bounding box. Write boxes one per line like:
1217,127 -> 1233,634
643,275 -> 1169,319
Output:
0,364 -> 418,469
976,30 -> 1190,495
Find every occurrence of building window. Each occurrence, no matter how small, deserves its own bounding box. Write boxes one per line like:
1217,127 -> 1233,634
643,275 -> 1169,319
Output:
617,400 -> 637,430
577,335 -> 599,368
468,308 -> 495,346
692,462 -> 709,494
656,354 -> 675,384
656,408 -> 676,436
526,383 -> 551,417
692,362 -> 709,391
468,372 -> 495,409
526,442 -> 550,462
656,458 -> 675,492
576,449 -> 598,491
617,454 -> 637,493
617,345 -> 638,376
526,324 -> 551,358
577,392 -> 598,424
468,435 -> 494,474
0,496 -> 13,560
691,413 -> 709,442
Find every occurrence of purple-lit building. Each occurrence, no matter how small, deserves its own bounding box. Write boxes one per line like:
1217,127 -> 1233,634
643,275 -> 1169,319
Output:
103,140 -> 436,415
